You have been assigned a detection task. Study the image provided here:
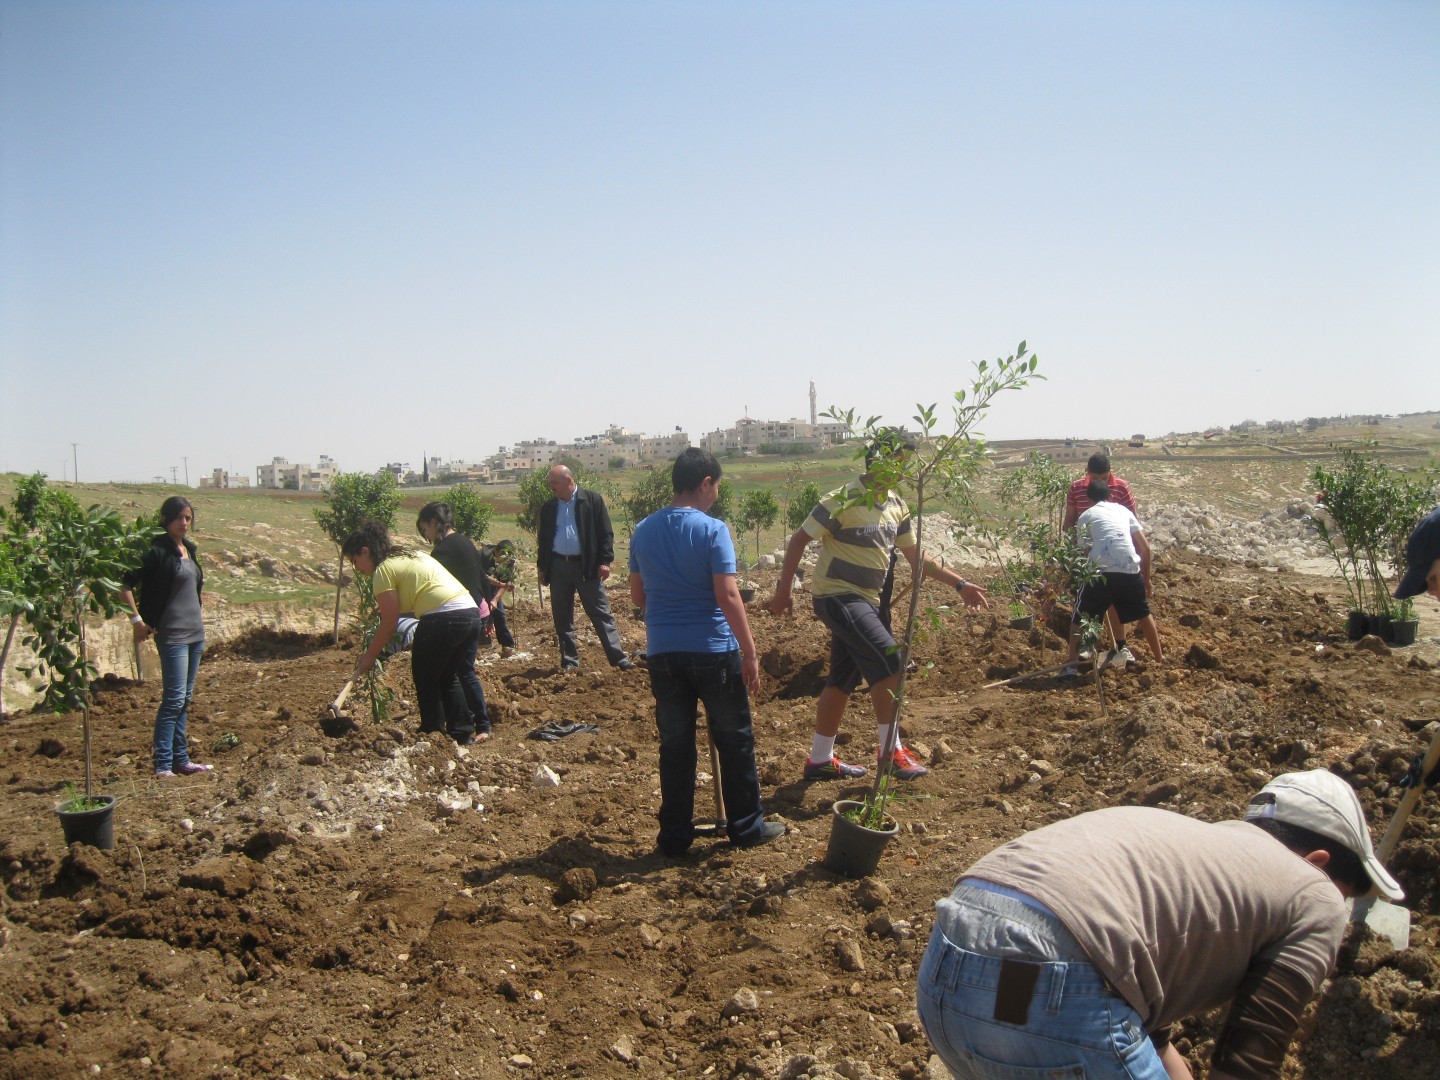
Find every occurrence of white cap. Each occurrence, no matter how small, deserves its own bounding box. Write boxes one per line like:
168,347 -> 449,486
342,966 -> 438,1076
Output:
1244,769 -> 1404,902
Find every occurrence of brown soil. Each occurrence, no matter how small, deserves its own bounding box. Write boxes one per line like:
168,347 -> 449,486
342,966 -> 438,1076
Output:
2,549 -> 1439,1079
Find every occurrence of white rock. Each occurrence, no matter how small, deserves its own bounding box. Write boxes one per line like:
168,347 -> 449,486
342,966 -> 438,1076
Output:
722,987 -> 761,1017
533,765 -> 561,788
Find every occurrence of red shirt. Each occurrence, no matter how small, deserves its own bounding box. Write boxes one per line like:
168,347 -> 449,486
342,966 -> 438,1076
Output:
1066,475 -> 1137,523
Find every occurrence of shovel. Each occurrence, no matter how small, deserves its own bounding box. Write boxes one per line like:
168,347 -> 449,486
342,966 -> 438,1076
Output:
693,726 -> 728,838
328,679 -> 355,721
1350,722 -> 1440,948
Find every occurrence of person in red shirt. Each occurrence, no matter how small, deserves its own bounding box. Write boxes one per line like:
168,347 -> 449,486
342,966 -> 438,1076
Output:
1062,452 -> 1139,665
1062,451 -> 1137,530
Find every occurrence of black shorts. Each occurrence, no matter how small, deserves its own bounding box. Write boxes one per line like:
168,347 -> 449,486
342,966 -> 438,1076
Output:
1075,572 -> 1150,623
813,594 -> 903,694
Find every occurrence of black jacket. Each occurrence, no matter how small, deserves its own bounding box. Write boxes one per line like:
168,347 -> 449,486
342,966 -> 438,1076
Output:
122,533 -> 203,629
537,487 -> 615,583
430,532 -> 488,607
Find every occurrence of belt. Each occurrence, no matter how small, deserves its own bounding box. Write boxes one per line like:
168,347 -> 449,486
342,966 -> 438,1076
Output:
552,553 -> 582,561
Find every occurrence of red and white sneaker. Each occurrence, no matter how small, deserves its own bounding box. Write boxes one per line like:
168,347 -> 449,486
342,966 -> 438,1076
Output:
881,746 -> 930,780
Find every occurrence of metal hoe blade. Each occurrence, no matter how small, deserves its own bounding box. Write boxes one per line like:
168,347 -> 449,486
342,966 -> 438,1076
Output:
1350,721 -> 1440,949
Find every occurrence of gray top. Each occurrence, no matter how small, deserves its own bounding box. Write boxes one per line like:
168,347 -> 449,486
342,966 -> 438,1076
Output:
157,555 -> 205,645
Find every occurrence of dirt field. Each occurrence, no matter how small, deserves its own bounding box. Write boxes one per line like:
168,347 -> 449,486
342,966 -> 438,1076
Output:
3,535 -> 1440,1079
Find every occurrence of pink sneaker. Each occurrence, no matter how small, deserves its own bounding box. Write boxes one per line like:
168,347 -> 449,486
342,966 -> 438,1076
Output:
176,762 -> 213,775
154,769 -> 176,778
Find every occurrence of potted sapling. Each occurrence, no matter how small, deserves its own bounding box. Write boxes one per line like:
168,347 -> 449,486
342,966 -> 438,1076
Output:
17,492 -> 147,849
1390,597 -> 1419,648
821,343 -> 1042,877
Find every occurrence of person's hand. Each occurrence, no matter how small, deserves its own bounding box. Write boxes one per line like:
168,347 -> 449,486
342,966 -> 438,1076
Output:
598,563 -> 612,582
958,581 -> 989,610
742,653 -> 761,694
769,590 -> 793,617
354,653 -> 377,678
131,621 -> 152,643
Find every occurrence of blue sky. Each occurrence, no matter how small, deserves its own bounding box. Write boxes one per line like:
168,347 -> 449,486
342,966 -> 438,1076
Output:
2,1 -> 1437,483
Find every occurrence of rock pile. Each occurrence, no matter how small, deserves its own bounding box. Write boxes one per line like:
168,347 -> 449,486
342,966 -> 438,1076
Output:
769,500 -> 1333,579
1142,499 -> 1329,571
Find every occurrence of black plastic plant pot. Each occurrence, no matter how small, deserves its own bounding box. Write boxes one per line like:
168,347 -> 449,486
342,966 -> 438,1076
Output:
1345,611 -> 1371,640
56,795 -> 116,851
822,799 -> 899,878
1391,619 -> 1419,647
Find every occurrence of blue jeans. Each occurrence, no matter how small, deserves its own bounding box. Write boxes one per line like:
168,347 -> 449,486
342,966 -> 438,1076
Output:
411,608 -> 482,742
647,651 -> 766,855
489,595 -> 515,649
155,639 -> 204,772
916,886 -> 1167,1080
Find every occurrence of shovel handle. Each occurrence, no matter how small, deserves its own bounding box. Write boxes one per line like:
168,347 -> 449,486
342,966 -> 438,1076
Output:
328,679 -> 354,718
1376,723 -> 1440,862
708,726 -> 726,827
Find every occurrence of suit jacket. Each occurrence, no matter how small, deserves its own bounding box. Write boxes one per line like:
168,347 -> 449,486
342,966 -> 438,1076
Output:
537,487 -> 615,584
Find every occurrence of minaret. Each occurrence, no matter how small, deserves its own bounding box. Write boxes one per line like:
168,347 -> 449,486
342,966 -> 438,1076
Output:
809,381 -> 817,426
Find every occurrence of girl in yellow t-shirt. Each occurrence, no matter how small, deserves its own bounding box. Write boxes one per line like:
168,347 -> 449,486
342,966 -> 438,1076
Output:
343,520 -> 484,744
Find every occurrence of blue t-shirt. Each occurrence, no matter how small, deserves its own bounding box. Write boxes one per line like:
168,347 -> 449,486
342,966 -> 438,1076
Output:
628,506 -> 738,655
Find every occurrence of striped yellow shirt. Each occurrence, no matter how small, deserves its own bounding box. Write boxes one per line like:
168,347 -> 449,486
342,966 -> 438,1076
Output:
802,479 -> 914,605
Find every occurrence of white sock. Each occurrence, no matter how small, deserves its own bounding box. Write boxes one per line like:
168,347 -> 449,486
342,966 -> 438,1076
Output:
878,723 -> 901,759
808,734 -> 836,765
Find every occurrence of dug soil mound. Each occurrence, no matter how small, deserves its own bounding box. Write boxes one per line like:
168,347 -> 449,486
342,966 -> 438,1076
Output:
2,548 -> 1439,1078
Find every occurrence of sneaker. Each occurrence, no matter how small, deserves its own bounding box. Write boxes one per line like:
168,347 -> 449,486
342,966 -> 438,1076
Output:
881,746 -> 930,780
1115,645 -> 1137,667
737,821 -> 787,848
154,769 -> 176,778
1053,665 -> 1079,683
802,756 -> 868,781
1077,647 -> 1094,662
175,762 -> 213,775
500,646 -> 514,658
616,659 -> 634,671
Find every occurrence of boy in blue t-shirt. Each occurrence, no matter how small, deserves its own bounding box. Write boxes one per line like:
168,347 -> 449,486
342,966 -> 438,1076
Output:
629,448 -> 786,857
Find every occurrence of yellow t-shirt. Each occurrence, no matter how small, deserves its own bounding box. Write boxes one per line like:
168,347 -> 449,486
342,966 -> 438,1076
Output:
371,552 -> 470,617
802,479 -> 914,605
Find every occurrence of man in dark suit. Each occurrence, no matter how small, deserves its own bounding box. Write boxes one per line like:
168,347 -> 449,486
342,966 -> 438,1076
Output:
537,465 -> 631,672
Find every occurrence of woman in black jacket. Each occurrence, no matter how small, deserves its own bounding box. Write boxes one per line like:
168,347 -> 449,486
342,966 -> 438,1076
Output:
119,496 -> 212,777
417,502 -> 493,739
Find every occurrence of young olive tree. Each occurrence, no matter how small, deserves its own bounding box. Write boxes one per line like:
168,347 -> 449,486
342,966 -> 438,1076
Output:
621,464 -> 674,537
787,480 -> 823,530
1313,450 -> 1438,618
735,488 -> 780,571
19,495 -> 149,800
444,483 -> 495,540
827,342 -> 1042,827
314,472 -> 401,643
997,452 -> 1069,537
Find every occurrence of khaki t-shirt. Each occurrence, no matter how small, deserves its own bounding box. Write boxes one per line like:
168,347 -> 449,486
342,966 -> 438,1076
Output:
949,806 -> 1345,1029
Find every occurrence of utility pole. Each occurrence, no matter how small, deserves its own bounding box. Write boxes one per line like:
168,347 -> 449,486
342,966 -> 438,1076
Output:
62,460 -> 68,482
170,465 -> 179,483
182,456 -> 189,485
71,443 -> 78,484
